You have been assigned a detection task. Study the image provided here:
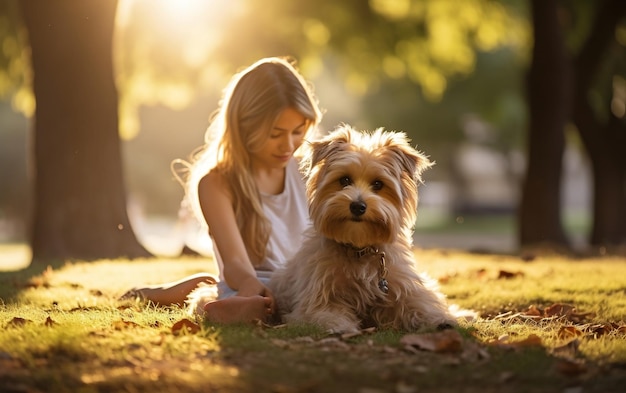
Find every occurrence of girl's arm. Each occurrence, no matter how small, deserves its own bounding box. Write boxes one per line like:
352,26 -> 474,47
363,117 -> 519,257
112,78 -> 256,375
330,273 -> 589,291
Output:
198,172 -> 272,298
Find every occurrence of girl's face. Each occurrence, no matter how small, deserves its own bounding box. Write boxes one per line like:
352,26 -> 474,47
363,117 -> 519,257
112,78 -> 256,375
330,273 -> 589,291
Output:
251,107 -> 307,170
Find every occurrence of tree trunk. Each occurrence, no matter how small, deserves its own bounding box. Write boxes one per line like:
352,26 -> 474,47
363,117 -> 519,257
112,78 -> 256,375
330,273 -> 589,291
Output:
518,0 -> 570,249
21,0 -> 151,262
572,0 -> 626,248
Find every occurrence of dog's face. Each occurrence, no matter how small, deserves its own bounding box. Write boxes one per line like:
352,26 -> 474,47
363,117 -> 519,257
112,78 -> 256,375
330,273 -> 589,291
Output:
302,125 -> 432,248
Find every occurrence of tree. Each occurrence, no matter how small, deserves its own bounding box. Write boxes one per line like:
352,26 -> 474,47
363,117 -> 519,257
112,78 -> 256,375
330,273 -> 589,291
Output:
20,0 -> 150,262
571,0 -> 626,248
518,0 -> 571,248
520,0 -> 626,251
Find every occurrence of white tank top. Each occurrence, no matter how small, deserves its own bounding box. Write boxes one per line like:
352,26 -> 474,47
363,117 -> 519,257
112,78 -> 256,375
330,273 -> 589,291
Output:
257,157 -> 310,273
212,157 -> 310,280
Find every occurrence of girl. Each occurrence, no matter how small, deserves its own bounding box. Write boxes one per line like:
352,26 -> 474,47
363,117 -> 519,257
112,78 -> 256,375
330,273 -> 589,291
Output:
121,57 -> 322,324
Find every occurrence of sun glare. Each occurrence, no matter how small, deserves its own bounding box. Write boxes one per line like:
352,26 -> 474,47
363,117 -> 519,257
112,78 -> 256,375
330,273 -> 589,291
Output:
157,0 -> 205,19
114,0 -> 246,139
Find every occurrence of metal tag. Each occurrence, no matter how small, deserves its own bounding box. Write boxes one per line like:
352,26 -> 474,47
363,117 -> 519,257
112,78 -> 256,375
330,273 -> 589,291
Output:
378,278 -> 389,294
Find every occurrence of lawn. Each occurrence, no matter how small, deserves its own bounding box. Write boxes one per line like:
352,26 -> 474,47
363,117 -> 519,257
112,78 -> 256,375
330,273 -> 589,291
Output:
1,247 -> 625,393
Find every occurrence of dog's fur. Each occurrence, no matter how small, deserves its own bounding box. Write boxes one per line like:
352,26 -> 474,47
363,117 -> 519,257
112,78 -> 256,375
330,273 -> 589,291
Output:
268,125 -> 456,333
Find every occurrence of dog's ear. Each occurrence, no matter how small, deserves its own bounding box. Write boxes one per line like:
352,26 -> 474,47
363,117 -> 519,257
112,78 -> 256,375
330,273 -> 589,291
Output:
381,130 -> 433,182
396,144 -> 432,183
302,125 -> 352,173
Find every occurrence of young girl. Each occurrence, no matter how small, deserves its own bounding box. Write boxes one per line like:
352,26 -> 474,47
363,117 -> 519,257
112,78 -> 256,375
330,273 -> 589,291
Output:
121,57 -> 322,324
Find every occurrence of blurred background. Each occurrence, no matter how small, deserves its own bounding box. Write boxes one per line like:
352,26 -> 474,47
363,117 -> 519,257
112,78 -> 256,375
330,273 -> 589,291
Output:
2,0 -> 623,269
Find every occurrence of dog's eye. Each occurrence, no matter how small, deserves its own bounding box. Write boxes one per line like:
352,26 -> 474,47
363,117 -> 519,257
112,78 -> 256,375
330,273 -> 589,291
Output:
339,176 -> 352,188
371,180 -> 383,191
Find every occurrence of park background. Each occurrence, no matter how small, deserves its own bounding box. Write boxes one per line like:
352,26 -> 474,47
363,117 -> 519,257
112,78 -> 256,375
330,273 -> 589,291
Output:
1,0 -> 624,270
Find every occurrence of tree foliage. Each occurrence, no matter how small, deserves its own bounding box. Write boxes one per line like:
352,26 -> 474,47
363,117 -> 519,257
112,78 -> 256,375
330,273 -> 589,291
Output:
0,0 -> 32,115
2,0 -> 624,257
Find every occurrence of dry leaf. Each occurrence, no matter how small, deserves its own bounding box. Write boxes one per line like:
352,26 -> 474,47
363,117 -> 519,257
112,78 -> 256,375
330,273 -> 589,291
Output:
510,334 -> 542,348
588,323 -> 616,337
400,329 -> 463,353
112,319 -> 140,330
474,268 -> 489,280
497,270 -> 524,279
544,303 -> 576,317
438,273 -> 456,284
489,334 -> 543,350
44,316 -> 57,327
558,326 -> 583,339
524,305 -> 542,317
7,317 -> 31,327
568,311 -> 595,323
543,303 -> 594,323
171,318 -> 200,335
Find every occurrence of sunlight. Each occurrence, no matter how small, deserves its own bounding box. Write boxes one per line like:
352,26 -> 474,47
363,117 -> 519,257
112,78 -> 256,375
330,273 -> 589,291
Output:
114,0 -> 245,139
156,0 -> 206,19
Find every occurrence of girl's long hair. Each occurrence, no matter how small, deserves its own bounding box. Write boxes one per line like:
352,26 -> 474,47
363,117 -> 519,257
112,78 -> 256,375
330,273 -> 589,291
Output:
173,57 -> 322,265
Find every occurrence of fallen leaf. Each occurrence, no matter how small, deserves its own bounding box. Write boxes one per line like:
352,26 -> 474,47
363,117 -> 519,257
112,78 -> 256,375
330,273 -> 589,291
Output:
544,303 -> 576,318
489,334 -> 543,350
524,305 -> 542,317
112,319 -> 140,330
543,303 -> 594,323
438,273 -> 456,284
558,326 -> 583,339
474,268 -> 489,280
510,334 -> 542,348
587,323 -> 616,337
6,317 -> 31,327
568,311 -> 596,323
497,270 -> 524,279
44,316 -> 57,327
400,329 -> 463,353
171,318 -> 200,335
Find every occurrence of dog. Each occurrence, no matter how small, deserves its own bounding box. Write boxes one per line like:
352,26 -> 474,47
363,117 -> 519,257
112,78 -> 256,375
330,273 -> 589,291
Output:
268,125 -> 456,333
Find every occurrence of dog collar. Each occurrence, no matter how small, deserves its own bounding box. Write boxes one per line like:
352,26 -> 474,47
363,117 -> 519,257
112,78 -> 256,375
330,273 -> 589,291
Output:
351,245 -> 379,258
344,245 -> 389,295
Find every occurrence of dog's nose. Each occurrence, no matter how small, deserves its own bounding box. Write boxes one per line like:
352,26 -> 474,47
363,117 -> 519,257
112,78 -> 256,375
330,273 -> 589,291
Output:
350,201 -> 367,216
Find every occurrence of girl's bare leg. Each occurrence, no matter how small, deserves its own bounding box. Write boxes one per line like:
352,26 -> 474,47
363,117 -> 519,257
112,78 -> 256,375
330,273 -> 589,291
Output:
120,273 -> 216,307
203,296 -> 272,324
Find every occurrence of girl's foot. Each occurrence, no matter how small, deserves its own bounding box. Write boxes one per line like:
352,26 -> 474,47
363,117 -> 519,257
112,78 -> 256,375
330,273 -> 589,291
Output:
203,296 -> 272,324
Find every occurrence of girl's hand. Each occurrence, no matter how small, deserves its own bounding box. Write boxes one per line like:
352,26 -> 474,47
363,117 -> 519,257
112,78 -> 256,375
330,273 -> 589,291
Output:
236,276 -> 275,312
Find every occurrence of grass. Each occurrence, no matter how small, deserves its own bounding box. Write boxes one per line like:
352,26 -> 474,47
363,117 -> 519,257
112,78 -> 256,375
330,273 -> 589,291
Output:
1,248 -> 625,392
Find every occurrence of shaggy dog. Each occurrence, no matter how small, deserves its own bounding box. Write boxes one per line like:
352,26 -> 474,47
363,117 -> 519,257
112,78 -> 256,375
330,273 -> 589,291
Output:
268,125 -> 456,333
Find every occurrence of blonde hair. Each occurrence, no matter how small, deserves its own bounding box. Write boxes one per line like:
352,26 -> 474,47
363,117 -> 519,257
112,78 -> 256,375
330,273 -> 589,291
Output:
174,57 -> 322,265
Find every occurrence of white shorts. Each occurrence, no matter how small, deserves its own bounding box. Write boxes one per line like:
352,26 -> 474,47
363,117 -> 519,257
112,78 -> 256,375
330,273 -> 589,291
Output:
216,270 -> 273,299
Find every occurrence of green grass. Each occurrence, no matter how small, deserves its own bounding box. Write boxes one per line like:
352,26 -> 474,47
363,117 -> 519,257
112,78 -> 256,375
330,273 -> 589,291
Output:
1,249 -> 625,392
